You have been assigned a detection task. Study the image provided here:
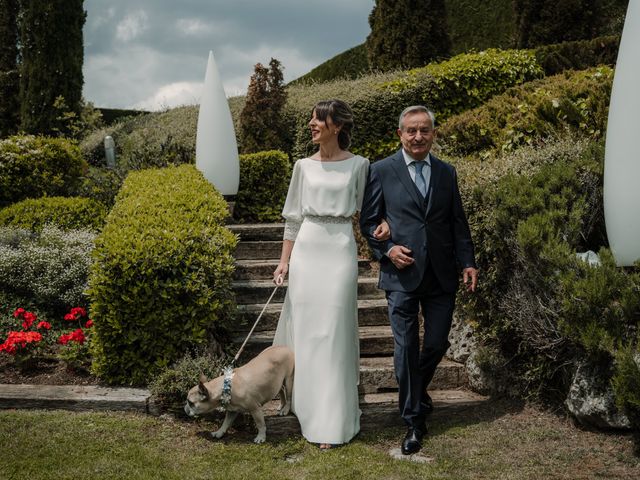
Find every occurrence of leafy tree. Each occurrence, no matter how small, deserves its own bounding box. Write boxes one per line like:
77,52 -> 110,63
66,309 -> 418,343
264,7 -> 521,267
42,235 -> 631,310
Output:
514,0 -> 608,48
0,0 -> 19,137
19,0 -> 86,135
239,58 -> 288,154
366,0 -> 451,71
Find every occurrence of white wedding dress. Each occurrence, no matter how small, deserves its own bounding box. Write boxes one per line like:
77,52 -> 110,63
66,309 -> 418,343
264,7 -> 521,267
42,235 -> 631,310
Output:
273,155 -> 369,444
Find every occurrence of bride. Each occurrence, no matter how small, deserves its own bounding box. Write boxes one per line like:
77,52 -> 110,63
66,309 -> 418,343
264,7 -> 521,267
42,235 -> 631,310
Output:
273,99 -> 388,449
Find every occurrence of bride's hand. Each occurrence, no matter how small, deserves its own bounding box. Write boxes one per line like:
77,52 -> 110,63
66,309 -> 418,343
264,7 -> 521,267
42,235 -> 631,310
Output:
373,219 -> 391,241
273,262 -> 288,285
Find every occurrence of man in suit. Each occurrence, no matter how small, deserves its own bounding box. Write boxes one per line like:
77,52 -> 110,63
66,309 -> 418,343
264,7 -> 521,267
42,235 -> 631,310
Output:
360,105 -> 477,455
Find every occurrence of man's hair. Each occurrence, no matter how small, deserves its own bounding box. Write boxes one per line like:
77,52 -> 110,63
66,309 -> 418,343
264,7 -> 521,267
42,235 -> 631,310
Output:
398,105 -> 436,130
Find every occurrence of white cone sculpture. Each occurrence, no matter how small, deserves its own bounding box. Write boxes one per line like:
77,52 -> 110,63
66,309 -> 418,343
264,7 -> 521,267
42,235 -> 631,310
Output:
604,1 -> 640,266
196,51 -> 240,195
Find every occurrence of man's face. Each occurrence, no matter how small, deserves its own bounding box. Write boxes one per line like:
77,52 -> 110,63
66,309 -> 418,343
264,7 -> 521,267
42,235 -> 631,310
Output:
397,111 -> 435,161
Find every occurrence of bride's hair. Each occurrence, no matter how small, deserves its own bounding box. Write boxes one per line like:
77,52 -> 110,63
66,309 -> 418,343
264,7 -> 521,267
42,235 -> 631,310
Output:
312,99 -> 354,150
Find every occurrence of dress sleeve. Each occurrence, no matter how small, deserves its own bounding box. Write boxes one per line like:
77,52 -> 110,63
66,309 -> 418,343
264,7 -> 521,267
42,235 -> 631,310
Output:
355,156 -> 370,212
282,159 -> 303,241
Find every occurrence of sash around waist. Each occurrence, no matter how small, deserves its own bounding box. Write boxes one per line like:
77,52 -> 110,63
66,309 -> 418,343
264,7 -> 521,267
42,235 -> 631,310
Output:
303,215 -> 352,224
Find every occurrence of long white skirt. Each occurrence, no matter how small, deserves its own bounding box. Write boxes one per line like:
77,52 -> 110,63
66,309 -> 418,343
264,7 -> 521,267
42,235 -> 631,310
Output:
273,217 -> 361,444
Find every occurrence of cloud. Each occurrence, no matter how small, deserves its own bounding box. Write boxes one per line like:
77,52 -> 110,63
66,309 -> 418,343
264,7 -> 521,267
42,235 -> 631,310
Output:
133,81 -> 203,110
116,10 -> 149,42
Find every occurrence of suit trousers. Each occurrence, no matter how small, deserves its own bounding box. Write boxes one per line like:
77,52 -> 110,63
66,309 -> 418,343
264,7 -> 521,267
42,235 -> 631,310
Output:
386,262 -> 456,428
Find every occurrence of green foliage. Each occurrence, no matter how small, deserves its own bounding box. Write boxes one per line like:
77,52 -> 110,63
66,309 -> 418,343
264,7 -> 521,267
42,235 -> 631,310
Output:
366,0 -> 451,72
239,59 -> 289,154
612,346 -> 640,451
76,166 -> 125,210
291,44 -> 370,85
19,0 -> 86,136
514,0 -> 623,48
445,0 -> 516,54
0,0 -> 19,138
439,66 -> 613,157
148,349 -> 229,410
0,196 -> 106,232
0,225 -> 95,318
87,165 -> 237,386
287,48 -> 542,161
534,35 -> 620,75
234,150 -> 291,223
97,108 -> 148,126
0,135 -> 87,208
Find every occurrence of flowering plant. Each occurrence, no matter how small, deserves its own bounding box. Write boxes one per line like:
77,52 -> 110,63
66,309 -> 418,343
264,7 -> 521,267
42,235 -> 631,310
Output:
0,308 -> 52,369
57,306 -> 94,370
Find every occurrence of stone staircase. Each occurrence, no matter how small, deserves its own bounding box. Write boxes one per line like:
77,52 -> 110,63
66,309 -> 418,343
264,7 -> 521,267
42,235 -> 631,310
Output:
229,223 -> 486,431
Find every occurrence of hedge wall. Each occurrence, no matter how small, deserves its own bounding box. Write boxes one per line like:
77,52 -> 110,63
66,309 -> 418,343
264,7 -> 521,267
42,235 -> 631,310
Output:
88,164 -> 237,385
0,196 -> 107,232
0,135 -> 87,208
439,66 -> 613,157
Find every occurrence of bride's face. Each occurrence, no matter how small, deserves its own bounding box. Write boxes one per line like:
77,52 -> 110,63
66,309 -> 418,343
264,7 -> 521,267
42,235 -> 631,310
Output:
309,109 -> 338,145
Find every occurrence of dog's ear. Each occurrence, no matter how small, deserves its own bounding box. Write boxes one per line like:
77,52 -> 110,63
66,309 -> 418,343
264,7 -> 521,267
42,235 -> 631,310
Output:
198,375 -> 210,399
199,373 -> 208,384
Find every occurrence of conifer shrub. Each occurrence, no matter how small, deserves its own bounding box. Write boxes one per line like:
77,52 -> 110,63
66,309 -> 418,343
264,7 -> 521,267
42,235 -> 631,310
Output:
88,165 -> 237,385
234,150 -> 291,223
0,196 -> 107,232
439,66 -> 613,157
0,135 -> 87,207
534,35 -> 620,75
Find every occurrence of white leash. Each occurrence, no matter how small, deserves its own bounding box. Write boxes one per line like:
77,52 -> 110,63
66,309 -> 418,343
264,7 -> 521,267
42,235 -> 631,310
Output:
231,275 -> 283,366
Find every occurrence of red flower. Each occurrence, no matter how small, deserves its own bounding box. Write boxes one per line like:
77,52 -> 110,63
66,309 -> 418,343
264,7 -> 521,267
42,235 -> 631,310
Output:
84,319 -> 94,328
58,328 -> 86,345
1,331 -> 43,352
64,313 -> 76,321
22,311 -> 37,330
37,321 -> 52,330
13,308 -> 25,318
70,307 -> 87,318
58,333 -> 70,345
0,342 -> 17,355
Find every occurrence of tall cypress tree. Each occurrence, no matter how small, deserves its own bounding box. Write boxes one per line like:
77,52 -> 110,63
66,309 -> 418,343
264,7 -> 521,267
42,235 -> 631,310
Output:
0,0 -> 19,138
366,0 -> 451,72
19,0 -> 86,135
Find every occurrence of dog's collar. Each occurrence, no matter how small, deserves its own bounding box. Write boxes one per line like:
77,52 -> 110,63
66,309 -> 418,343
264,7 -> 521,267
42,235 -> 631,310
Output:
220,366 -> 234,410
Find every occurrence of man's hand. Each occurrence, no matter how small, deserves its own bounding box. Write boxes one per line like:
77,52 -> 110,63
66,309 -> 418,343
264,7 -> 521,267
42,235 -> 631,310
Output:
462,267 -> 478,292
373,219 -> 391,241
388,245 -> 414,270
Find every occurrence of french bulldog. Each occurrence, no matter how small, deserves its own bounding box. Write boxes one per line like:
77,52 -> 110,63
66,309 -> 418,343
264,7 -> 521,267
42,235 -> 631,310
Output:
184,345 -> 294,444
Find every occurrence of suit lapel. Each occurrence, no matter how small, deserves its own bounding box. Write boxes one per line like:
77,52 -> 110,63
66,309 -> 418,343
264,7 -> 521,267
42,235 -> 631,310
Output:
390,150 -> 424,211
426,155 -> 443,216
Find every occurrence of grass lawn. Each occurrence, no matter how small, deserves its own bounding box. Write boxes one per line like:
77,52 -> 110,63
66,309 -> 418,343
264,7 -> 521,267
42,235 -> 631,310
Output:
1,398 -> 638,480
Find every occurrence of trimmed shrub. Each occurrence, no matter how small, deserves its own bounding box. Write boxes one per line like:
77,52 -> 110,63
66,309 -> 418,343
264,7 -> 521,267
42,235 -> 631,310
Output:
288,48 -> 543,160
0,135 -> 87,207
76,166 -> 125,210
88,164 -> 237,385
234,150 -> 291,223
0,225 -> 95,317
291,44 -> 370,85
439,66 -> 613,157
0,196 -> 107,232
535,35 -> 620,75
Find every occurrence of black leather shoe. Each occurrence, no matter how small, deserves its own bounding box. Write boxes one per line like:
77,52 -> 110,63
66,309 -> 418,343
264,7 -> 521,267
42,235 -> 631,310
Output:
401,427 -> 425,455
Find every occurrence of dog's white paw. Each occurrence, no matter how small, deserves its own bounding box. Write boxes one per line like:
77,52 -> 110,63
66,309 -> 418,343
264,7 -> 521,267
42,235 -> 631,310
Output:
211,430 -> 225,439
253,433 -> 266,444
277,405 -> 291,416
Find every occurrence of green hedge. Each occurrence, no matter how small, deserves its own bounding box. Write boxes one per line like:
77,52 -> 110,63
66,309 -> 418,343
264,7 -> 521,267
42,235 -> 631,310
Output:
0,196 -> 107,232
439,66 -> 613,157
534,35 -> 620,75
0,135 -> 87,208
288,48 -> 543,160
291,44 -> 370,85
87,164 -> 237,385
234,150 -> 291,223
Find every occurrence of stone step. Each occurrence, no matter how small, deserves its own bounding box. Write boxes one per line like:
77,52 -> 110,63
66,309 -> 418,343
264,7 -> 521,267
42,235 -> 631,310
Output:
234,325 -> 394,358
234,298 -> 388,332
235,241 -> 282,260
228,223 -> 284,242
233,258 -> 377,281
262,390 -> 488,436
233,277 -> 383,305
359,357 -> 468,393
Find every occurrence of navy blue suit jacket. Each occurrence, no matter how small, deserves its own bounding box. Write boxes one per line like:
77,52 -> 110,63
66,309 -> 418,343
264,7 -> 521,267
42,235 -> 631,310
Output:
360,149 -> 476,293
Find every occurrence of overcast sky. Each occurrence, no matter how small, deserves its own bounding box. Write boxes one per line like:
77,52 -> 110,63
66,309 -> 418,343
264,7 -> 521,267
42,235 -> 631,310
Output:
83,0 -> 374,110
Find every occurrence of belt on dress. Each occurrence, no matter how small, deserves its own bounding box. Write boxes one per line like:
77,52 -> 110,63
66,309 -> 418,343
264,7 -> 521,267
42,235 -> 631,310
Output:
304,215 -> 351,224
